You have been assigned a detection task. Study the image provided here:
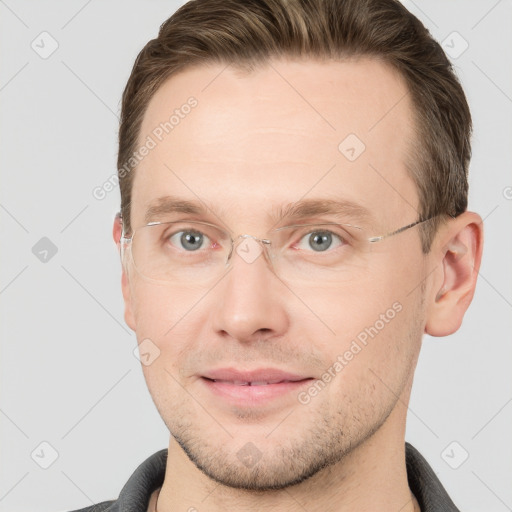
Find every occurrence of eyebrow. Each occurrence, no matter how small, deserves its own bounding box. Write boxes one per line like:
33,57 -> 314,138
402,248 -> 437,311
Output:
143,195 -> 374,226
144,195 -> 210,223
269,198 -> 374,225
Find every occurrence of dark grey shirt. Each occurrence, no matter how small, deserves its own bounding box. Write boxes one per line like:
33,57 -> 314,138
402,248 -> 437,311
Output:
67,443 -> 459,512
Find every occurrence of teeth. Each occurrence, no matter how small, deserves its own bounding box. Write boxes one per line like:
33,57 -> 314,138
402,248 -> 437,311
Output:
212,379 -> 250,385
212,379 -> 287,386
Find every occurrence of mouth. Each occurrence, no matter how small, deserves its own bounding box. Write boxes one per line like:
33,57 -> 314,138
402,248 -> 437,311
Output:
203,378 -> 307,386
199,368 -> 314,405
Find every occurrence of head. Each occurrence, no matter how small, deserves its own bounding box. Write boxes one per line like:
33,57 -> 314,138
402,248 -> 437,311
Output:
113,0 -> 483,491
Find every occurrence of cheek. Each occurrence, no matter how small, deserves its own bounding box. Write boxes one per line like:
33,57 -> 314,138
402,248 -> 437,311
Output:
318,298 -> 422,422
294,275 -> 403,347
130,278 -> 205,335
131,282 -> 208,398
129,279 -> 211,376
303,257 -> 424,377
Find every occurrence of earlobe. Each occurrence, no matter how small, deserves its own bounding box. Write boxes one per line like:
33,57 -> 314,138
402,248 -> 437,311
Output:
112,213 -> 136,331
425,212 -> 484,337
121,269 -> 136,330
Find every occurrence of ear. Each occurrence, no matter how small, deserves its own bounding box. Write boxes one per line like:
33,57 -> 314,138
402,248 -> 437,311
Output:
425,211 -> 484,337
113,213 -> 136,331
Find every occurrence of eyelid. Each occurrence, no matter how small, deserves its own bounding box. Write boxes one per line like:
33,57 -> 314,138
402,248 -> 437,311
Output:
276,223 -> 359,243
277,219 -> 362,231
156,219 -> 231,237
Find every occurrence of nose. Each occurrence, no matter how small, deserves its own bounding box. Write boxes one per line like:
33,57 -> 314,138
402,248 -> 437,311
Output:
210,237 -> 290,343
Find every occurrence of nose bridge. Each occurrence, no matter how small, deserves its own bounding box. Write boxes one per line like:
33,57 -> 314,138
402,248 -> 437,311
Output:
228,233 -> 273,268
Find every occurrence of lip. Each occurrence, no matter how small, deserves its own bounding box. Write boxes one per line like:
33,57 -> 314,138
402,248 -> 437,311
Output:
200,367 -> 314,405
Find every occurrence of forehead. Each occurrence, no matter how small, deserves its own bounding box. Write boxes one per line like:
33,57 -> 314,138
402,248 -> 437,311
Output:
132,57 -> 419,230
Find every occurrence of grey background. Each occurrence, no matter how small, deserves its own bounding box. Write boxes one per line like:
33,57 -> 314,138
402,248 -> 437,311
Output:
0,1 -> 511,511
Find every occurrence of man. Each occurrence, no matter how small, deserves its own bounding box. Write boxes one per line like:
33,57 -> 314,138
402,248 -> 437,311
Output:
71,0 -> 483,510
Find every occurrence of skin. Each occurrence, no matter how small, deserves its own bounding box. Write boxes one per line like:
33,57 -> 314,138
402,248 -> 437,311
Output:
113,57 -> 483,512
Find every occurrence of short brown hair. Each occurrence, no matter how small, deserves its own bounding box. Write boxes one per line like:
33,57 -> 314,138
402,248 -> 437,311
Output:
118,0 -> 472,252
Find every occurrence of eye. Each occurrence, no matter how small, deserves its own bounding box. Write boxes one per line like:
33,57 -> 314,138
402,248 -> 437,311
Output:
168,230 -> 211,251
295,229 -> 345,252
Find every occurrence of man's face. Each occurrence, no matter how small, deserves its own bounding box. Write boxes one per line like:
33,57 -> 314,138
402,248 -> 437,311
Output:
121,57 -> 430,489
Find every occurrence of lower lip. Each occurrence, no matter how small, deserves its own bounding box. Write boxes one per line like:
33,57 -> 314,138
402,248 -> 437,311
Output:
200,377 -> 314,405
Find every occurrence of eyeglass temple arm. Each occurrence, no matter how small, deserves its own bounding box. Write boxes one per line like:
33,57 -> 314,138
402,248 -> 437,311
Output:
368,217 -> 435,243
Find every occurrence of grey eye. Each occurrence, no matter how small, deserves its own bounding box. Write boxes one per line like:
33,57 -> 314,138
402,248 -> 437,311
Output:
296,230 -> 343,252
169,231 -> 208,251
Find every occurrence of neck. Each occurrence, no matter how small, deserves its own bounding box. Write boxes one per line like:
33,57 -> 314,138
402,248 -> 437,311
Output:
155,402 -> 420,512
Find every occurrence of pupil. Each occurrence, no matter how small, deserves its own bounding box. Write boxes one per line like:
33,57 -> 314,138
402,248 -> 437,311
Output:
309,232 -> 332,251
181,232 -> 203,251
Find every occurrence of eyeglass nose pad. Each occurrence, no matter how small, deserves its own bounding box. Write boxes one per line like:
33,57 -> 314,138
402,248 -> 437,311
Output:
229,234 -> 273,267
